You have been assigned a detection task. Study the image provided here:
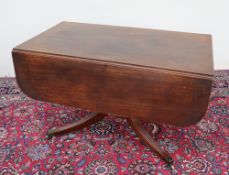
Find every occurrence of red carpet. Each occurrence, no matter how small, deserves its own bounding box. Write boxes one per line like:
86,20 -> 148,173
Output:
0,70 -> 228,174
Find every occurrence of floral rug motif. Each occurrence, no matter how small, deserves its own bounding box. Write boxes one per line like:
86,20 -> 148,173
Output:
0,70 -> 228,175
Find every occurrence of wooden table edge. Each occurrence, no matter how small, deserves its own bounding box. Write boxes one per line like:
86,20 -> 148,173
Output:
12,49 -> 214,81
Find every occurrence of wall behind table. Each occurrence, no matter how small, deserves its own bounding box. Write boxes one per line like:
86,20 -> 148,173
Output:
0,0 -> 229,76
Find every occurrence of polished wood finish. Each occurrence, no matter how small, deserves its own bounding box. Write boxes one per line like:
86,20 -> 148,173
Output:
12,22 -> 214,164
128,118 -> 173,164
15,22 -> 213,76
46,112 -> 105,139
12,49 -> 212,126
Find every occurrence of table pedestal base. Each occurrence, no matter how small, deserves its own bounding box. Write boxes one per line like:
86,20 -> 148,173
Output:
46,113 -> 173,164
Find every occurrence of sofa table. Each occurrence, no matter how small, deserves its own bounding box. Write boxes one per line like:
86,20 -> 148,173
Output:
12,22 -> 213,164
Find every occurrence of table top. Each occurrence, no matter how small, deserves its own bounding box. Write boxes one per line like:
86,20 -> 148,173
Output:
14,21 -> 213,77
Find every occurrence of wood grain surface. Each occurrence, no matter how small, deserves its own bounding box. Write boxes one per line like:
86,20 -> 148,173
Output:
15,22 -> 213,76
12,22 -> 213,126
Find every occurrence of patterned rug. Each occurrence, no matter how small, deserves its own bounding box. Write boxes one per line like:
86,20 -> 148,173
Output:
0,70 -> 228,175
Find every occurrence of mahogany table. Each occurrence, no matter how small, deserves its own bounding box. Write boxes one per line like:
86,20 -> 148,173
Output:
12,22 -> 213,164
